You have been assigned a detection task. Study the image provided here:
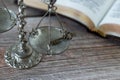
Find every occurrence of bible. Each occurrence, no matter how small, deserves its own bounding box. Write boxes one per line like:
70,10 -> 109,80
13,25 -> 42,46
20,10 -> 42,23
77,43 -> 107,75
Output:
24,0 -> 120,37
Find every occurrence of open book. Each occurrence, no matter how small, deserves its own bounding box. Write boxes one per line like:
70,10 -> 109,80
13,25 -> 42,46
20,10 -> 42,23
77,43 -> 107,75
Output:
24,0 -> 120,37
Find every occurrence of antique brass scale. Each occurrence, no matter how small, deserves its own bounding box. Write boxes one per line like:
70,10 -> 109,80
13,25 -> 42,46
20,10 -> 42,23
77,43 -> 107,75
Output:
0,0 -> 75,69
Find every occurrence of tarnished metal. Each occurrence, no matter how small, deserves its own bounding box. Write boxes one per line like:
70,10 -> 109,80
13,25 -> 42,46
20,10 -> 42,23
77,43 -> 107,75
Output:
0,0 -> 16,33
29,26 -> 70,55
40,0 -> 57,5
4,44 -> 42,69
4,0 -> 42,69
50,31 -> 76,46
29,0 -> 74,55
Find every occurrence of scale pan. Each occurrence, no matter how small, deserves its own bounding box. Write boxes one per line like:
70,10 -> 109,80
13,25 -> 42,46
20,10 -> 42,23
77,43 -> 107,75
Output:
29,26 -> 70,55
0,8 -> 16,33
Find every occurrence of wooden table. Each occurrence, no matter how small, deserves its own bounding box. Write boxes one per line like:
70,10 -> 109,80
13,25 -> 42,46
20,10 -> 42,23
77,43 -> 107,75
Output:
1,0 -> 120,80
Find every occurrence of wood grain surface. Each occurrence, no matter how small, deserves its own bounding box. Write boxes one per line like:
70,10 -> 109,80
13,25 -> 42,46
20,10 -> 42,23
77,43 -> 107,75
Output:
1,0 -> 120,80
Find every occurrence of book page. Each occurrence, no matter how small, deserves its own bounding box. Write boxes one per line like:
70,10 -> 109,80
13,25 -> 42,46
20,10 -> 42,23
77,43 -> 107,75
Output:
100,0 -> 120,26
56,0 -> 115,26
97,0 -> 120,37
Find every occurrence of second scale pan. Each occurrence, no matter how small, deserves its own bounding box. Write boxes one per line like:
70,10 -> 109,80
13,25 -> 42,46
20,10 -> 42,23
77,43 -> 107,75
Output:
0,8 -> 16,33
29,26 -> 70,55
